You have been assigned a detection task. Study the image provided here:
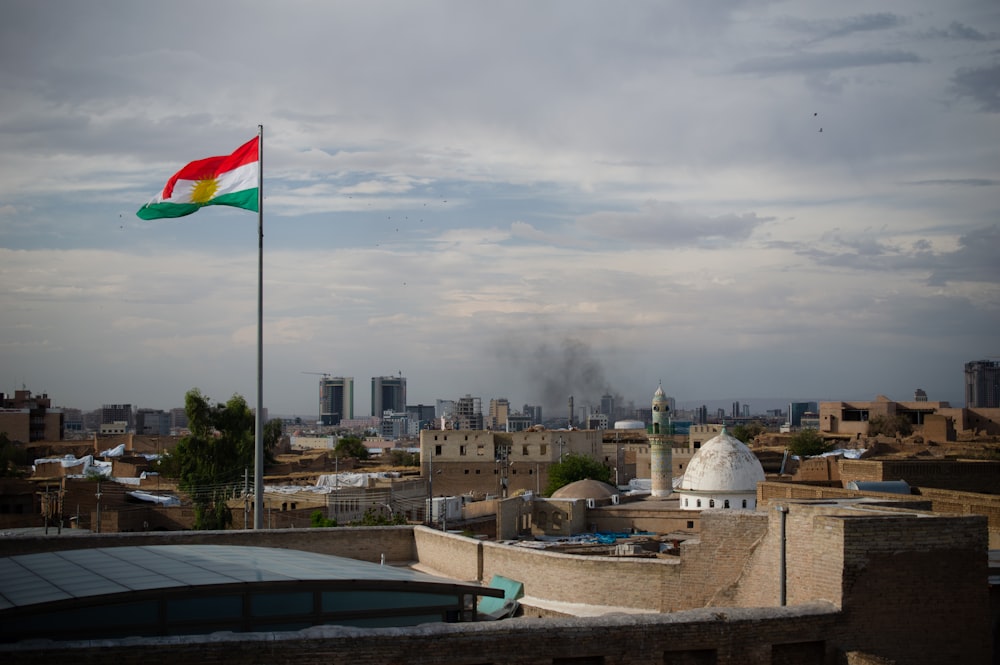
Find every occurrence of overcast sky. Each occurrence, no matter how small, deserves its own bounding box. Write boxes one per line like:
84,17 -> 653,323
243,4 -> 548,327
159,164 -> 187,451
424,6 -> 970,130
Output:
1,1 -> 998,419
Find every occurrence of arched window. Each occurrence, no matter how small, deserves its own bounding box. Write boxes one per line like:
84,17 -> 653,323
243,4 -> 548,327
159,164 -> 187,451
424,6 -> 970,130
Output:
684,498 -> 688,507
696,499 -> 702,508
709,499 -> 715,508
742,499 -> 748,508
723,500 -> 730,508
552,511 -> 563,530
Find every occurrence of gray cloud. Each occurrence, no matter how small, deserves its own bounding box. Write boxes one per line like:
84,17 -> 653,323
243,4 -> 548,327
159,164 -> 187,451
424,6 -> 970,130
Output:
785,225 -> 1000,287
734,50 -> 922,76
951,62 -> 1000,112
906,179 -> 999,187
778,13 -> 907,43
926,225 -> 1000,286
926,21 -> 999,42
575,203 -> 773,248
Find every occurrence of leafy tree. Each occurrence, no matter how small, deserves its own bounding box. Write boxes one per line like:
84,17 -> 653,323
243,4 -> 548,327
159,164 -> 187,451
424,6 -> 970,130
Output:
731,422 -> 766,444
334,436 -> 369,460
867,414 -> 913,438
0,432 -> 28,477
386,449 -> 419,467
544,453 -> 611,496
349,507 -> 406,526
787,429 -> 834,457
157,389 -> 280,530
310,510 -> 337,528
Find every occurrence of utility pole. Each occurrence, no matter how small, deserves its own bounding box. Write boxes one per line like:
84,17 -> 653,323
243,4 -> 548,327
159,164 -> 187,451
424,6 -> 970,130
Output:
95,480 -> 102,534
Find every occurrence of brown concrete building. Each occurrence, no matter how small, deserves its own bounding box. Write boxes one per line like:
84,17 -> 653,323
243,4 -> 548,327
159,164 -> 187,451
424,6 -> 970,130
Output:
820,394 -> 1000,439
421,428 -> 602,498
0,391 -> 62,443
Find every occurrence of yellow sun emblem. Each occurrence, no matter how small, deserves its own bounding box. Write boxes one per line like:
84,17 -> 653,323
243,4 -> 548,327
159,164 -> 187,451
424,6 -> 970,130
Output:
190,177 -> 219,204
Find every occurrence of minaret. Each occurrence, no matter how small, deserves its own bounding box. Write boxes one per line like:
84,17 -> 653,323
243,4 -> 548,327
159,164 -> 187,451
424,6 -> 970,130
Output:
650,382 -> 672,498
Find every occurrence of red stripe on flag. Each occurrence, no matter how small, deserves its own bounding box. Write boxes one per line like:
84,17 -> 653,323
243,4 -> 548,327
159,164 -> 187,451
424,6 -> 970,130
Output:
162,136 -> 259,200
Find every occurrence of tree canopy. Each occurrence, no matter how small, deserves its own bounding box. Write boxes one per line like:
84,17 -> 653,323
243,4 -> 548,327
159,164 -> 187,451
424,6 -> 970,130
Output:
157,389 -> 281,529
867,414 -> 913,438
544,453 -> 611,496
334,436 -> 369,460
787,429 -> 834,457
731,422 -> 767,444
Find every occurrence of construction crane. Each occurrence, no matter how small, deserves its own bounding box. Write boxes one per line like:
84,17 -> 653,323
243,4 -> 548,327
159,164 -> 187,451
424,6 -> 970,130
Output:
301,371 -> 332,379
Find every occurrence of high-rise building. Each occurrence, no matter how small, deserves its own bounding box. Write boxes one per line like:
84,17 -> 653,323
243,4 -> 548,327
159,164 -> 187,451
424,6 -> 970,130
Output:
102,404 -> 134,430
788,402 -> 819,427
522,404 -> 542,425
371,376 -> 406,417
488,398 -> 510,430
136,408 -> 171,435
600,393 -> 614,417
456,394 -> 483,430
320,376 -> 354,426
965,360 -> 1000,408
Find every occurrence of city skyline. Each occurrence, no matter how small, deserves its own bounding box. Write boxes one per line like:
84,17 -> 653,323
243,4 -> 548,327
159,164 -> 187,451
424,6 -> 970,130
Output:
1,2 -> 996,416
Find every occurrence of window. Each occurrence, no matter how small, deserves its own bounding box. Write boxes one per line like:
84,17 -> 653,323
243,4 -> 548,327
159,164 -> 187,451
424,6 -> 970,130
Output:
709,499 -> 715,508
459,445 -> 466,456
522,445 -> 529,455
696,499 -> 702,508
464,469 -> 469,475
552,511 -> 563,530
742,499 -> 747,508
477,445 -> 485,456
434,445 -> 442,455
540,444 -> 547,455
684,498 -> 688,507
475,469 -> 481,474
723,500 -> 729,509
687,521 -> 694,529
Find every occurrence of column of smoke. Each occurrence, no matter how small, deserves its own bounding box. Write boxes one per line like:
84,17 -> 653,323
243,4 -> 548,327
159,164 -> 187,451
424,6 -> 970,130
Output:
526,338 -> 622,423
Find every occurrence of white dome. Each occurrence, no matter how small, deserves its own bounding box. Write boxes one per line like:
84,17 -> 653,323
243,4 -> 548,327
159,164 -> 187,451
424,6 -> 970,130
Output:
678,427 -> 765,493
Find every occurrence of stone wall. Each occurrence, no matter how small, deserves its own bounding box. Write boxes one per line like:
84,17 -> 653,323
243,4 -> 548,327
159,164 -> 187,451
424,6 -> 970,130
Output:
1,605 -> 842,665
480,539 -> 677,611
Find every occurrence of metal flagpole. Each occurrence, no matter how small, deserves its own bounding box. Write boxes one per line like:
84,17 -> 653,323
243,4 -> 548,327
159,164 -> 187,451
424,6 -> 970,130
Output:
254,124 -> 264,529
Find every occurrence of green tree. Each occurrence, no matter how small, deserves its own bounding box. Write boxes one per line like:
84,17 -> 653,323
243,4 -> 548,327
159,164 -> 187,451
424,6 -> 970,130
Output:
387,449 -> 419,467
349,507 -> 406,526
544,453 -> 611,496
157,389 -> 280,530
787,429 -> 834,457
334,436 -> 369,460
0,432 -> 28,477
310,510 -> 337,528
867,414 -> 913,438
731,422 -> 766,444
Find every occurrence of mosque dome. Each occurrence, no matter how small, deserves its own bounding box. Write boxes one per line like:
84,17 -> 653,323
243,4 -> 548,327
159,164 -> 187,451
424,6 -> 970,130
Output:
551,479 -> 619,501
678,427 -> 765,494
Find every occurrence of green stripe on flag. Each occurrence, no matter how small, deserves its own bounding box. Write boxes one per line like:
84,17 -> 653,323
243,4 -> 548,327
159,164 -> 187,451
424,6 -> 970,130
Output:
137,188 -> 259,220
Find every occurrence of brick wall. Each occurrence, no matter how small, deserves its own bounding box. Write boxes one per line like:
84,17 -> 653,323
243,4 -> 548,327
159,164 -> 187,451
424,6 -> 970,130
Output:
480,538 -> 677,611
759,480 -> 1000,548
413,527 -> 483,581
839,458 -> 1000,493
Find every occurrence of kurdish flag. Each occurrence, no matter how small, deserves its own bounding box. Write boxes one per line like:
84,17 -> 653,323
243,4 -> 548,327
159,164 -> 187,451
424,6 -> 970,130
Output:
137,136 -> 259,220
